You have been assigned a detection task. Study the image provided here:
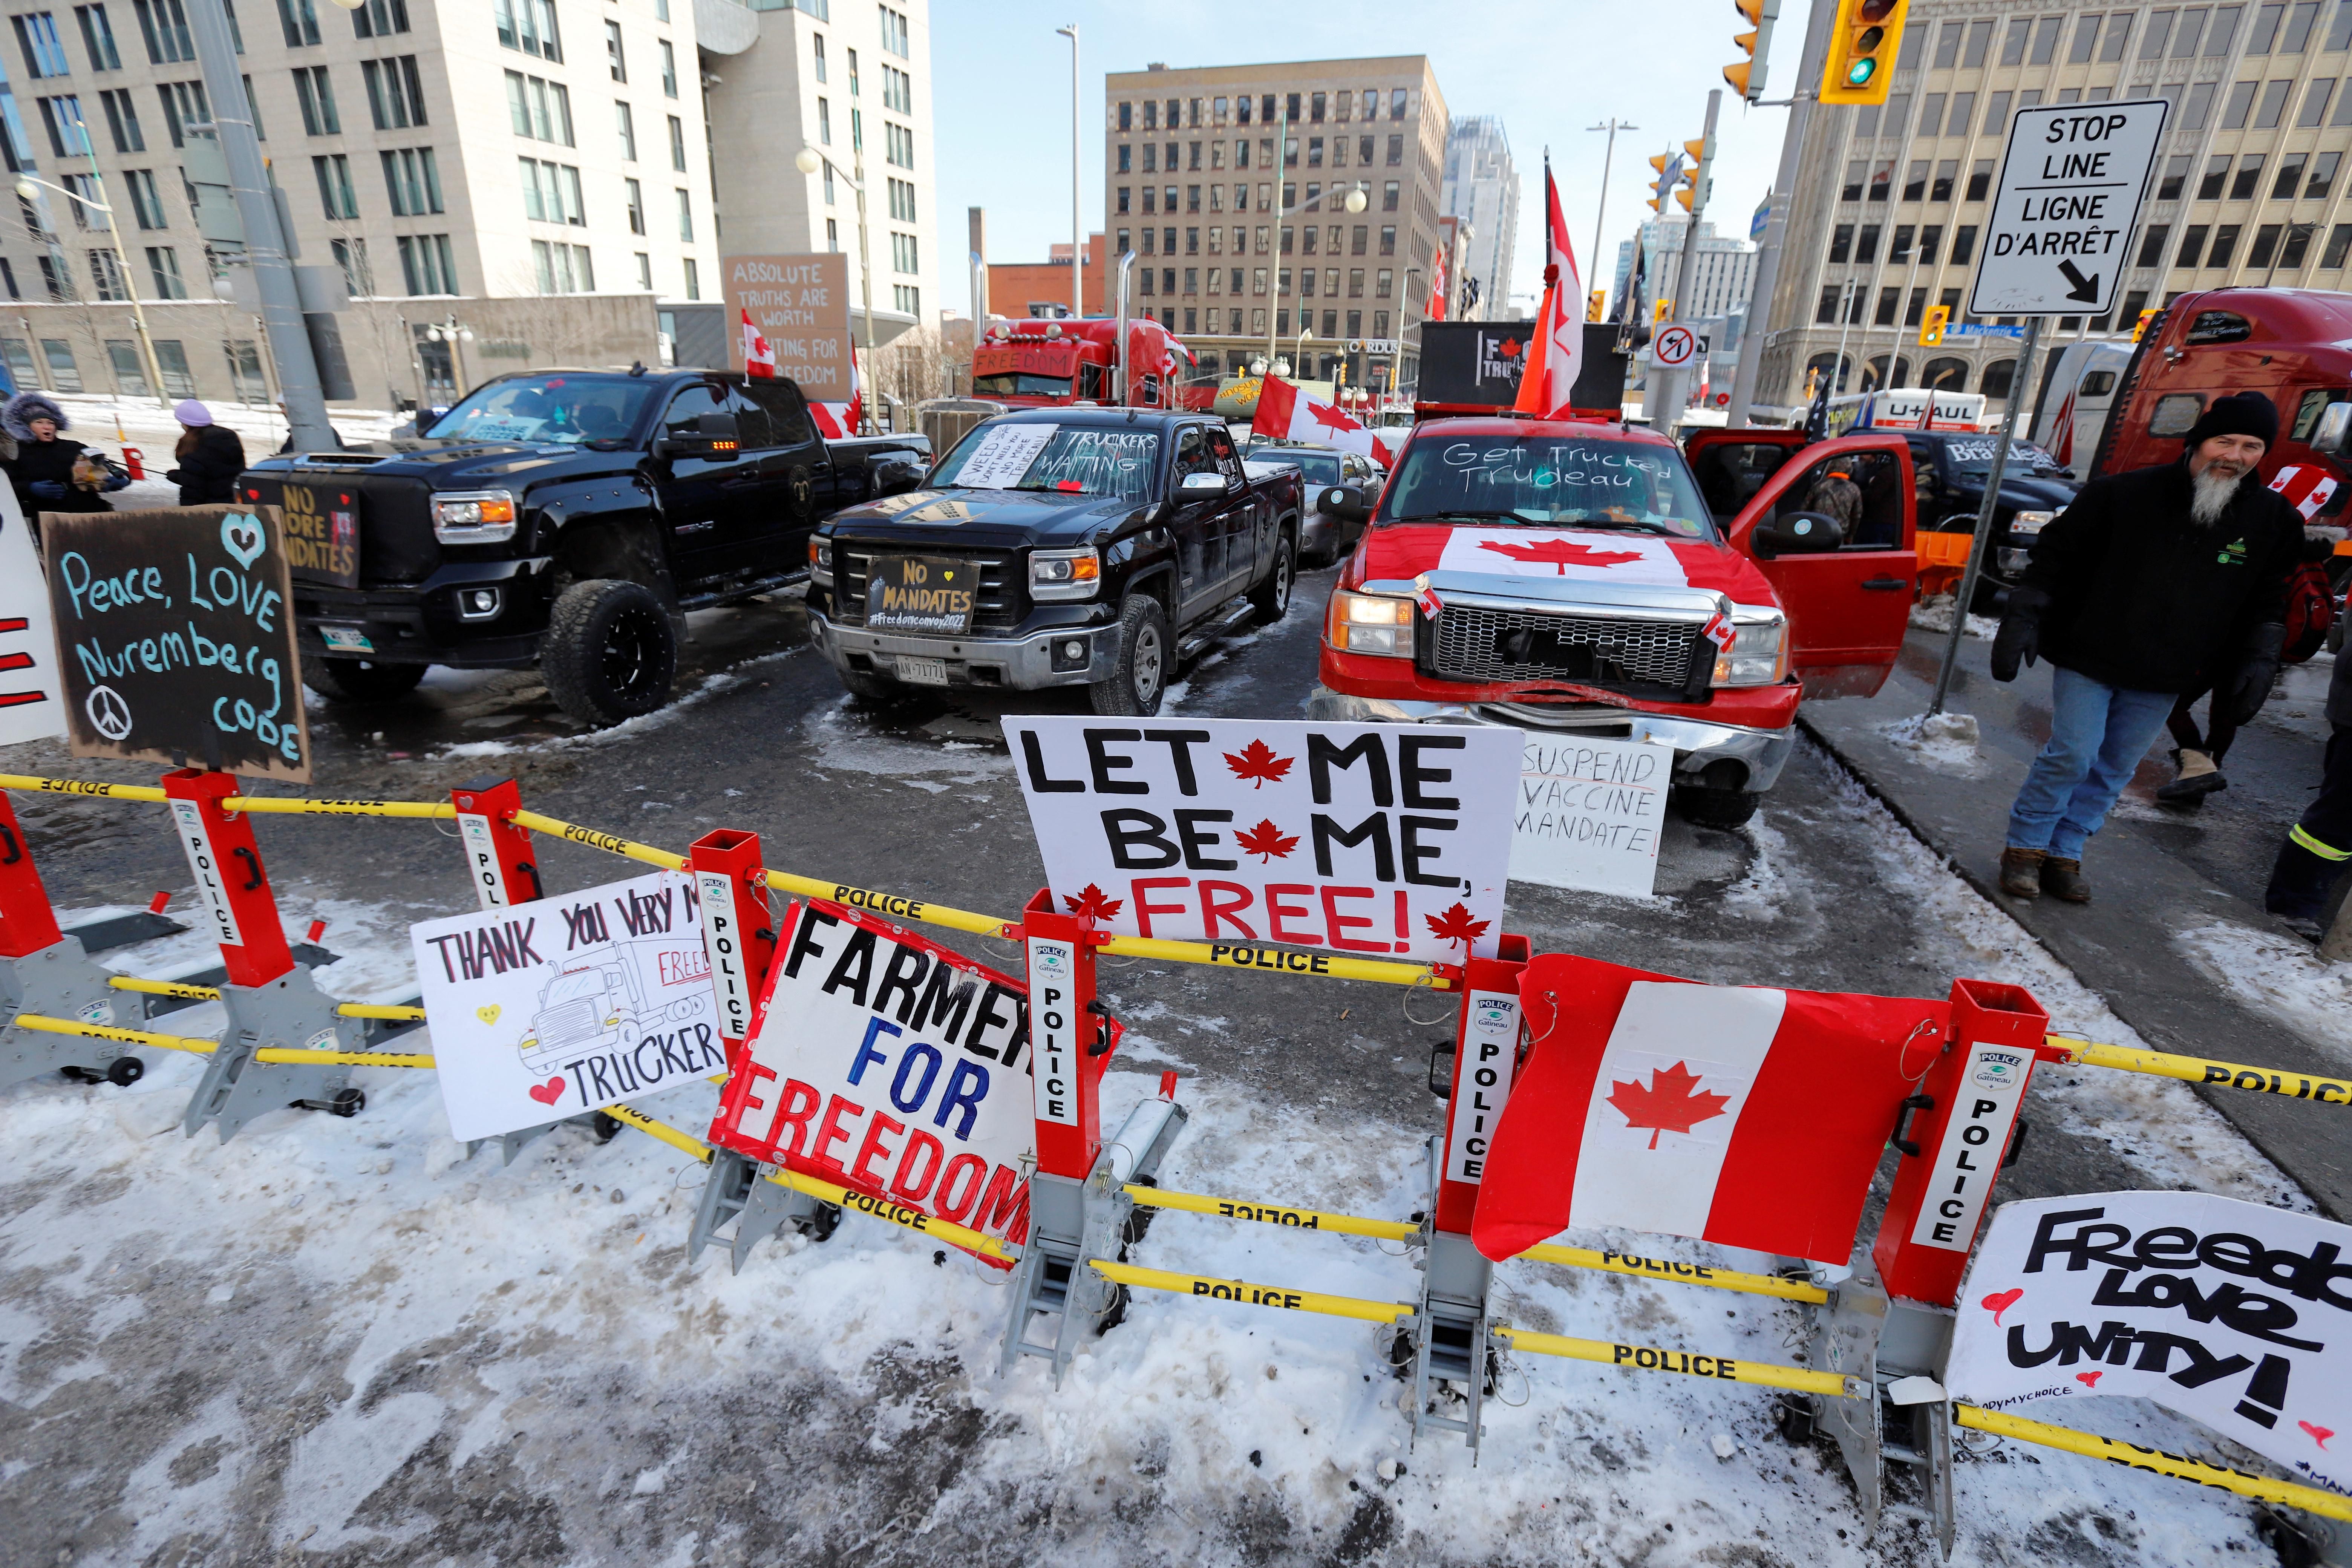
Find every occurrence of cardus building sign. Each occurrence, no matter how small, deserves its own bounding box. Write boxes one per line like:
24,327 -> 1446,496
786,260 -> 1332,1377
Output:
725,253 -> 853,400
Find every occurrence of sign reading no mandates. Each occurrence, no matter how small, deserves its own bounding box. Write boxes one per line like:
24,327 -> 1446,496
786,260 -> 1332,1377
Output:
43,505 -> 312,782
1970,100 -> 2169,317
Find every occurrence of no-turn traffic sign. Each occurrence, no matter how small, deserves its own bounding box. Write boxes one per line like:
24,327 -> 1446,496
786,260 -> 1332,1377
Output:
1654,325 -> 1699,367
1969,100 -> 2168,317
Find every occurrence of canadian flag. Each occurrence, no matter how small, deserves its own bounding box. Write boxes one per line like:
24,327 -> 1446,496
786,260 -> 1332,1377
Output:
1426,239 -> 1449,322
1472,954 -> 1946,1265
808,349 -> 865,438
1509,159 -> 1585,419
2269,462 -> 2341,520
1251,374 -> 1395,467
740,307 -> 775,380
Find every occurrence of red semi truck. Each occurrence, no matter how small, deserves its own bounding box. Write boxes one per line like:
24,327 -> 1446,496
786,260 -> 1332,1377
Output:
970,317 -> 1208,410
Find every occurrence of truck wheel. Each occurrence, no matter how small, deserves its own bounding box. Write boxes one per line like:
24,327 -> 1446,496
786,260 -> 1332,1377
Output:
838,668 -> 903,704
1249,530 -> 1297,625
541,578 -> 677,726
1673,785 -> 1760,830
302,658 -> 427,704
1089,594 -> 1171,717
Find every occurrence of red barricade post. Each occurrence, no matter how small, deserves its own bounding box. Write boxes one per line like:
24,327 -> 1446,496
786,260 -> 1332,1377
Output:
688,828 -> 775,1066
0,791 -> 63,959
1022,886 -> 1108,1179
0,789 -> 144,1091
162,768 -> 295,988
450,776 -> 539,910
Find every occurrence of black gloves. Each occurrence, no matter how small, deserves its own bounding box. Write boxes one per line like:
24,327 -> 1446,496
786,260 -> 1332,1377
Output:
1989,586 -> 2049,683
2223,621 -> 2286,726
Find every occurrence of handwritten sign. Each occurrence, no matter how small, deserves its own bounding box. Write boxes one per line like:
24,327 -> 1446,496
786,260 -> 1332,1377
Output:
953,423 -> 1057,489
0,486 -> 66,745
726,253 -> 853,400
43,505 -> 312,781
279,481 -> 359,588
1510,735 -> 1672,898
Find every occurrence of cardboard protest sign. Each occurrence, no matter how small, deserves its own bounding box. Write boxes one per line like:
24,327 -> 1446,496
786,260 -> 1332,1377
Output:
411,869 -> 721,1142
725,253 -> 853,400
276,479 -> 360,588
42,505 -> 312,781
1510,735 -> 1672,897
1002,716 -> 1518,963
0,486 -> 67,745
1950,1192 -> 2351,1498
707,900 -> 1037,1256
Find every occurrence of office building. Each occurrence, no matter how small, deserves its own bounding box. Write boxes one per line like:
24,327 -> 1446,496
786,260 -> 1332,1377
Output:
987,236 -> 1105,319
1612,213 -> 1758,324
1441,112 -> 1517,318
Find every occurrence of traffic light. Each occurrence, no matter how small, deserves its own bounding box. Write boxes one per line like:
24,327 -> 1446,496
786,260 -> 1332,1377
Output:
1588,289 -> 1607,322
1645,151 -> 1685,213
1820,0 -> 1909,107
1726,0 -> 1781,101
1919,305 -> 1950,346
1654,298 -> 1675,323
1675,135 -> 1715,215
2133,308 -> 2159,341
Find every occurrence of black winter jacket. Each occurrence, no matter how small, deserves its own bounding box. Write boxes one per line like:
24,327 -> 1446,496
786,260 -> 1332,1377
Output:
166,424 -> 246,506
2017,458 -> 2302,694
3,436 -> 112,515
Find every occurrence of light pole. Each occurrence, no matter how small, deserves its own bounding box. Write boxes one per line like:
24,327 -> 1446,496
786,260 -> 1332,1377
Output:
797,143 -> 878,435
1055,23 -> 1081,320
421,315 -> 473,398
1587,118 -> 1637,318
1262,132 -> 1367,380
1296,326 -> 1312,384
16,168 -> 168,407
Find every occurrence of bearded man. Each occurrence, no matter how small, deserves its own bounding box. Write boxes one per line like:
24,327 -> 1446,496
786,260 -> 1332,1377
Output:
1989,391 -> 2301,903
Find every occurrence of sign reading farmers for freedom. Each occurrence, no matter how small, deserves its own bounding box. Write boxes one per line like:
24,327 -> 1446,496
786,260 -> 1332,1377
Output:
1949,1192 -> 2351,1498
0,485 -> 66,746
43,505 -> 312,781
1002,717 -> 1519,963
706,900 -> 1036,1256
1511,735 -> 1672,898
411,869 -> 720,1142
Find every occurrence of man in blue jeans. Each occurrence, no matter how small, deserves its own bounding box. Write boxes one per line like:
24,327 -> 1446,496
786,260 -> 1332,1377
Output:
1991,392 -> 2301,902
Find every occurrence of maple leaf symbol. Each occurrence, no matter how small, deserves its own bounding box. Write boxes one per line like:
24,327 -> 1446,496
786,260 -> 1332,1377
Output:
1234,818 -> 1299,862
1496,337 -> 1522,359
1063,883 -> 1124,922
1605,1061 -> 1733,1151
1423,901 -> 1490,951
1478,538 -> 1646,574
1223,738 -> 1295,788
1308,400 -> 1360,433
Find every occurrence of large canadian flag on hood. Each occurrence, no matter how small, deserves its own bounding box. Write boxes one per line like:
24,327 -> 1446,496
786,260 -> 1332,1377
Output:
1472,954 -> 1946,1266
1251,375 -> 1395,467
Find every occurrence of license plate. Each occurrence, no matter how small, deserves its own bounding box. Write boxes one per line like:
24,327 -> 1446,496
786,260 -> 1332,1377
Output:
321,625 -> 374,653
866,555 -> 977,634
896,655 -> 949,686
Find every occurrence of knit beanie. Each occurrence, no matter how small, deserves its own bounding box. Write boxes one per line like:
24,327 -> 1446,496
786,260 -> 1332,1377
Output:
2182,390 -> 2279,449
174,399 -> 213,427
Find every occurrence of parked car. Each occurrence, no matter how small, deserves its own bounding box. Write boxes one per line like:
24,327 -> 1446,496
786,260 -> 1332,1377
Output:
808,407 -> 1305,715
241,368 -> 929,726
1902,431 -> 2079,609
1239,439 -> 1386,564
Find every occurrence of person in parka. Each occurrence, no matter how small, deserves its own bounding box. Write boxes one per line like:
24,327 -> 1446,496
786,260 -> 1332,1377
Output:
164,399 -> 246,506
0,390 -> 115,516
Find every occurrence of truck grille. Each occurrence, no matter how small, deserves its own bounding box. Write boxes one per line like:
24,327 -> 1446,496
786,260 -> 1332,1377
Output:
836,545 -> 1026,632
1430,605 -> 1704,695
535,998 -> 603,1051
244,471 -> 441,585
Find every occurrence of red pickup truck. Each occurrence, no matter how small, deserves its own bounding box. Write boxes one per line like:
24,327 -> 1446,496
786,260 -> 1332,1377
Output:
1307,417 -> 1918,826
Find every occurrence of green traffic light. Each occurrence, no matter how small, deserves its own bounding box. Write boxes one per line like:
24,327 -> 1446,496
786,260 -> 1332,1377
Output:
1845,55 -> 1878,86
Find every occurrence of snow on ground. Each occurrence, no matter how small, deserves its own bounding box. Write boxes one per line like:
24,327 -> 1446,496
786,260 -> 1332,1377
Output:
2175,919 -> 2352,1071
1909,595 -> 2000,641
1874,710 -> 1987,776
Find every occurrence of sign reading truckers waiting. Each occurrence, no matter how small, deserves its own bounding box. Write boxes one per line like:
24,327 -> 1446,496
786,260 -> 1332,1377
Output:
1001,717 -> 1519,963
1969,100 -> 2169,316
42,505 -> 313,782
706,899 -> 1037,1258
725,253 -> 853,401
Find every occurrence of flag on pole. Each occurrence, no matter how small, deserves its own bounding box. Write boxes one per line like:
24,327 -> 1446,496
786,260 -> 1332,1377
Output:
1426,238 -> 1450,321
740,307 -> 775,380
809,349 -> 864,438
1471,954 -> 1946,1265
1251,374 -> 1395,467
2270,463 -> 2341,519
1509,156 -> 1586,418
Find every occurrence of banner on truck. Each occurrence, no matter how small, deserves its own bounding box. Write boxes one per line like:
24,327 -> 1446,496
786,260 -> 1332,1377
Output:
1511,735 -> 1672,898
706,900 -> 1039,1256
1949,1192 -> 2352,1498
411,869 -> 720,1142
1003,716 -> 1518,963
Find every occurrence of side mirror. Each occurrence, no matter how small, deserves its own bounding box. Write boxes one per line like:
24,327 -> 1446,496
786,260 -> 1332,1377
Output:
1318,484 -> 1370,522
1178,469 -> 1231,496
874,458 -> 924,496
653,410 -> 740,460
2314,401 -> 2352,455
1751,511 -> 1845,559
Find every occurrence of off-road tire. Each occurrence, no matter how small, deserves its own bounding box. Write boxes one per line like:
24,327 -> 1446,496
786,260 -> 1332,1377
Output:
541,578 -> 678,726
1249,529 -> 1297,625
301,657 -> 427,704
1089,594 -> 1172,717
1673,784 -> 1761,829
838,668 -> 902,703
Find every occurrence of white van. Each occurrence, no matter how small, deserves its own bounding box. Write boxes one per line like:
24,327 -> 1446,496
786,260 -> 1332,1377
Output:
2027,340 -> 2133,471
1825,387 -> 1988,436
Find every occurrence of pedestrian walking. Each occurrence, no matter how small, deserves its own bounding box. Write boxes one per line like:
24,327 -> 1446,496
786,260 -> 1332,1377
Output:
163,400 -> 246,506
1990,391 -> 2303,902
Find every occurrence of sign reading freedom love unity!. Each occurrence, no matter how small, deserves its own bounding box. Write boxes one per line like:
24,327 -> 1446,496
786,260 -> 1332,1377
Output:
1511,734 -> 1673,898
726,253 -> 852,401
410,869 -> 721,1142
707,900 -> 1037,1256
1001,717 -> 1518,963
1950,1192 -> 2352,1498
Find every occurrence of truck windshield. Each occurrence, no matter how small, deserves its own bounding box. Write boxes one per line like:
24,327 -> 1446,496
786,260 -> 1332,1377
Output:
934,423 -> 1163,502
1258,449 -> 1342,482
426,374 -> 658,446
972,372 -> 1073,397
1380,436 -> 1715,538
1945,438 -> 2068,478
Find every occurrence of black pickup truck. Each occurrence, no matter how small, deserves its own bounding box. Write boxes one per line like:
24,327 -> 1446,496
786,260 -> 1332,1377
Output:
808,407 -> 1305,716
239,367 -> 929,725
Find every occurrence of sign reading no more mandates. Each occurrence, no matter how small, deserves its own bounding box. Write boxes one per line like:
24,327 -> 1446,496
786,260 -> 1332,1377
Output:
1970,100 -> 2169,317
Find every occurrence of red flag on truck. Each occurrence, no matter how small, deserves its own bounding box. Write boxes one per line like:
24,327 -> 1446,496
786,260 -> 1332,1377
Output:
1509,158 -> 1585,417
740,307 -> 775,379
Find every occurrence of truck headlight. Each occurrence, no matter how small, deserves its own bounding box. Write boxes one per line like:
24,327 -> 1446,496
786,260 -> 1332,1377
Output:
1030,547 -> 1102,601
1710,607 -> 1788,688
810,535 -> 833,584
432,489 -> 518,544
1326,588 -> 1415,657
2007,509 -> 2054,537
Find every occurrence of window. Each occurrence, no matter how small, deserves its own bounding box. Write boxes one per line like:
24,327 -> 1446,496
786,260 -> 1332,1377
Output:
879,3 -> 908,56
2251,0 -> 2286,47
1842,161 -> 1865,201
531,239 -> 594,293
1952,225 -> 1978,264
624,175 -> 643,234
104,339 -> 148,396
1381,180 -> 1398,212
2233,155 -> 2266,198
330,236 -> 369,295
1856,224 -> 1880,262
1875,286 -> 1900,326
2252,223 -> 2285,266
1981,358 -> 2018,399
518,158 -> 585,225
616,99 -> 635,160
676,186 -> 692,240
2159,153 -> 2191,199
2179,223 -> 2213,265
495,0 -> 560,61
2138,224 -> 2173,266
362,57 -> 427,130
293,65 -> 339,135
887,175 -> 914,221
87,246 -> 126,300
98,87 -> 142,152
313,153 -> 358,219
894,284 -> 919,314
654,38 -> 675,100
685,257 -> 699,299
1892,225 -> 1915,262
2256,78 -> 2294,126
2303,77 -> 2338,124
144,243 -> 182,297
352,0 -> 408,38
507,72 -> 574,145
37,95 -> 88,157
75,5 -> 122,70
885,120 -> 912,168
381,147 -> 440,216
1904,161 -> 1927,201
277,0 -> 319,46
2312,149 -> 2343,196
2182,80 -> 2219,129
124,167 -> 162,228
15,12 -> 72,77
1385,133 -> 1402,167
668,113 -> 685,170
397,233 -> 456,294
1868,160 -> 1893,200
890,231 -> 916,273
2325,224 -> 2352,266
633,250 -> 651,289
155,80 -> 205,147
2223,78 -> 2260,127
2277,152 -> 2309,196
882,64 -> 910,113
129,0 -> 191,64
2210,222 -> 2244,265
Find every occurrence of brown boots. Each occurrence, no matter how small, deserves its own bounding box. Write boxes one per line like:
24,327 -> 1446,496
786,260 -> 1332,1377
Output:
2040,858 -> 2092,902
1999,846 -> 2092,902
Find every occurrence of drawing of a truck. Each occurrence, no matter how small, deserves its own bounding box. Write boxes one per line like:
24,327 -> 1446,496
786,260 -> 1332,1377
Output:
517,938 -> 709,1076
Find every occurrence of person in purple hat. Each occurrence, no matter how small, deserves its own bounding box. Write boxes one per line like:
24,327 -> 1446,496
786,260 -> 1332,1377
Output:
165,399 -> 246,506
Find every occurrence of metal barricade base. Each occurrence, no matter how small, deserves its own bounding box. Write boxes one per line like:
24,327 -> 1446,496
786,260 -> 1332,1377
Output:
182,968 -> 368,1142
0,936 -> 137,1093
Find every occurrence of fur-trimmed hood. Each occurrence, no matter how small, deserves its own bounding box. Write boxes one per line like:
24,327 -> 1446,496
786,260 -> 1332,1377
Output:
2,392 -> 67,441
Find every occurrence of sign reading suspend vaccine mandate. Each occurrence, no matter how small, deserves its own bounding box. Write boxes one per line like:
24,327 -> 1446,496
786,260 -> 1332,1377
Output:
1969,100 -> 2169,317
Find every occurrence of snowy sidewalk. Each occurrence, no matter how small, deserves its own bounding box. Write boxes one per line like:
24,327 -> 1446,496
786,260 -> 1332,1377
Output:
1801,628 -> 2352,1219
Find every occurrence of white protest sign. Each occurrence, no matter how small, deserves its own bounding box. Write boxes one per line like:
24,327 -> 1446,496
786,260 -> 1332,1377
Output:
1970,101 -> 2169,316
954,423 -> 1056,488
1950,1191 -> 2352,1498
0,485 -> 64,745
410,869 -> 721,1142
1002,716 -> 1519,963
706,900 -> 1034,1253
1510,734 -> 1672,897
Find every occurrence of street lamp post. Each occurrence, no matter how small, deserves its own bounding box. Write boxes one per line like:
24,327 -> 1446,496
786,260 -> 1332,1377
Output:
1055,23 -> 1081,320
17,167 -> 168,407
1261,102 -> 1368,382
1586,118 -> 1637,318
797,143 -> 878,435
422,316 -> 474,398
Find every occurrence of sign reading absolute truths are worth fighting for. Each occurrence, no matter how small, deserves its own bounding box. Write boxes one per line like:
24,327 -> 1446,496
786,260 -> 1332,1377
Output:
1511,735 -> 1673,898
1001,717 -> 1520,963
706,900 -> 1038,1255
1949,1192 -> 2350,1499
410,869 -> 720,1142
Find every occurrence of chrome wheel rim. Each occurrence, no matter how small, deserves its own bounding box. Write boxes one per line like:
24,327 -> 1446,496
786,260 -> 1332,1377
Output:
1132,622 -> 1164,703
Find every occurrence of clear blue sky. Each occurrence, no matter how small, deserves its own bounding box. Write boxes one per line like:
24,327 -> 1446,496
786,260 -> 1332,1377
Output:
929,0 -> 1818,318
